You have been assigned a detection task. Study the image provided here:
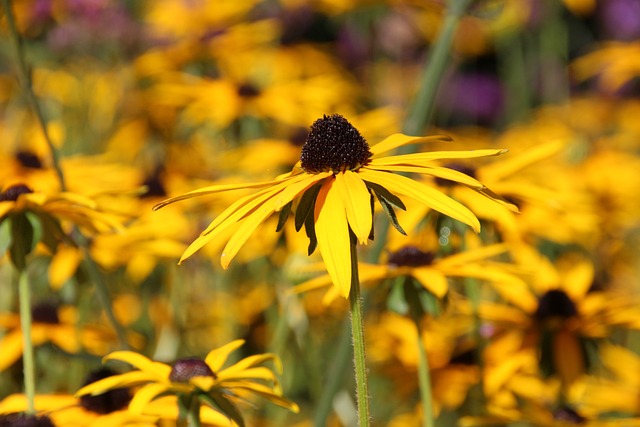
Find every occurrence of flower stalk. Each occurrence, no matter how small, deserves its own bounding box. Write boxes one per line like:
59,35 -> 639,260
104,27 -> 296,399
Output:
17,271 -> 36,415
416,322 -> 434,427
1,0 -> 67,191
349,242 -> 370,427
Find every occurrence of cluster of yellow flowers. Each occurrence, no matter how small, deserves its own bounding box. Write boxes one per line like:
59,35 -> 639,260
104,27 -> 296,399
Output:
1,0 -> 640,426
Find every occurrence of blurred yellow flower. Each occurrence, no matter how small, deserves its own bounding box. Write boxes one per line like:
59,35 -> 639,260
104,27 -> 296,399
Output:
76,339 -> 298,426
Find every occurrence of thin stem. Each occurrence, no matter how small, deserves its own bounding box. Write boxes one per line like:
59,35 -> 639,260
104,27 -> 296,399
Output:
415,322 -> 434,427
176,393 -> 190,427
349,243 -> 370,427
187,395 -> 202,427
18,271 -> 36,414
403,0 -> 474,137
1,0 -> 66,191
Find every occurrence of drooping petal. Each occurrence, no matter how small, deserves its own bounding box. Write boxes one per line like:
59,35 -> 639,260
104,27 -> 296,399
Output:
365,164 -> 485,188
103,351 -> 172,378
220,354 -> 282,376
205,339 -> 245,373
314,177 -> 352,298
369,149 -> 507,166
128,383 -> 170,414
220,173 -> 330,269
359,169 -> 481,233
0,330 -> 24,372
219,382 -> 300,413
334,171 -> 372,245
370,134 -> 453,157
479,139 -> 565,182
435,244 -> 510,268
75,371 -> 162,396
216,367 -> 280,384
152,177 -> 294,211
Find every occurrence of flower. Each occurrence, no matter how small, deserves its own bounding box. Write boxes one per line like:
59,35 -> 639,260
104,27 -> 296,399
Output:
154,114 -> 508,297
75,339 -> 299,425
0,302 -> 135,372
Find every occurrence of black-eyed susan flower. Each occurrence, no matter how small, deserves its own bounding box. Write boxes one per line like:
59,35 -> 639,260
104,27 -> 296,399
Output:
75,339 -> 298,426
154,114 -> 508,298
0,302 -> 134,373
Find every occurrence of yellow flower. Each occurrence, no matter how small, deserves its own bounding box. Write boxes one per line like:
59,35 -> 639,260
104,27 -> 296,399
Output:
75,339 -> 299,425
294,241 -> 525,304
0,303 -> 132,372
571,41 -> 640,92
154,114 -> 507,297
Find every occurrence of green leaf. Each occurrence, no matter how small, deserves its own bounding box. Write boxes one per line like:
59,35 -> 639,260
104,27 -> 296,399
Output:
373,191 -> 407,236
200,392 -> 246,427
294,183 -> 321,232
386,277 -> 409,315
365,181 -> 406,210
304,208 -> 317,256
275,201 -> 292,232
9,213 -> 37,271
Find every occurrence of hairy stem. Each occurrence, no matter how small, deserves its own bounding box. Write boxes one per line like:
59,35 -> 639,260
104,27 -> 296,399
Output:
18,271 -> 36,414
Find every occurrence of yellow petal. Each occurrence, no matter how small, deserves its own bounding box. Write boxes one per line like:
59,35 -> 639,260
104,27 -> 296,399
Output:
359,169 -> 481,232
221,382 -> 299,413
435,244 -> 509,268
152,176 -> 292,211
216,367 -> 279,384
479,139 -> 565,182
314,178 -> 352,298
221,173 -> 329,269
128,383 -> 169,414
205,339 -> 245,372
220,353 -> 282,376
369,149 -> 507,165
0,330 -> 24,371
75,371 -> 161,396
335,171 -> 372,245
48,245 -> 83,290
370,133 -> 452,156
104,351 -> 171,378
366,164 -> 484,188
412,267 -> 448,298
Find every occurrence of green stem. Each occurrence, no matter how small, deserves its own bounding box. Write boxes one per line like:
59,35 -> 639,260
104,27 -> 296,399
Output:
1,0 -> 66,191
187,395 -> 202,427
403,0 -> 474,136
176,394 -> 190,427
415,322 -> 434,427
349,243 -> 370,427
18,271 -> 36,414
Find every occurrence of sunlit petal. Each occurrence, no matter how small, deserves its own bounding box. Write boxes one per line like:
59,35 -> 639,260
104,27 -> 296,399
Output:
370,133 -> 452,156
335,171 -> 372,245
359,169 -> 481,232
104,351 -> 171,378
129,383 -> 169,414
314,178 -> 352,298
205,339 -> 245,372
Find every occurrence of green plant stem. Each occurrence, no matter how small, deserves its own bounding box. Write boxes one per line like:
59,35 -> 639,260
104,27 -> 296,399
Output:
349,243 -> 370,427
176,394 -> 189,427
187,395 -> 202,427
415,322 -> 434,427
18,271 -> 36,414
1,0 -> 66,191
403,0 -> 474,136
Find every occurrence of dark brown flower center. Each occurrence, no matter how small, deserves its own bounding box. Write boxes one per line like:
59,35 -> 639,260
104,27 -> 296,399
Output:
169,358 -> 216,383
237,83 -> 261,98
553,407 -> 586,424
79,368 -> 131,414
535,289 -> 578,322
0,184 -> 34,202
31,303 -> 60,324
16,151 -> 44,169
0,413 -> 56,427
300,114 -> 372,173
140,168 -> 167,199
387,246 -> 435,267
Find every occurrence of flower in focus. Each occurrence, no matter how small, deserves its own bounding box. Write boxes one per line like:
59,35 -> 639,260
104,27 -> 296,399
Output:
154,114 -> 508,297
75,339 -> 299,426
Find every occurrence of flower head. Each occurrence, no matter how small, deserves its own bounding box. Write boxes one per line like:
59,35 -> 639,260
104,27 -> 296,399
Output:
75,340 -> 298,425
154,114 -> 508,297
